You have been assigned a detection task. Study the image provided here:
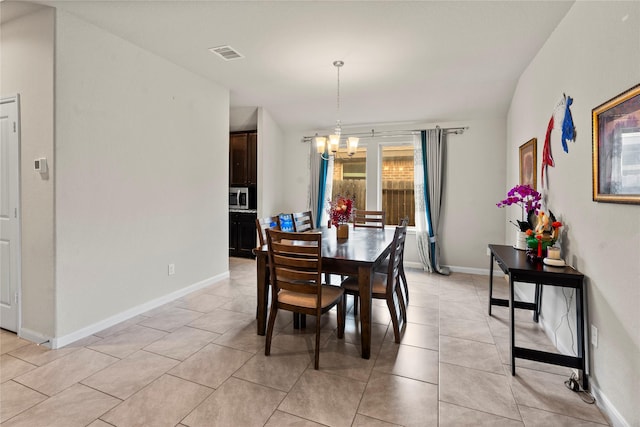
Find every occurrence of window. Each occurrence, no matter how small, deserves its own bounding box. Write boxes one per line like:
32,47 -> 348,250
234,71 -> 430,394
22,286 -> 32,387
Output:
382,145 -> 415,226
330,139 -> 416,227
332,148 -> 366,211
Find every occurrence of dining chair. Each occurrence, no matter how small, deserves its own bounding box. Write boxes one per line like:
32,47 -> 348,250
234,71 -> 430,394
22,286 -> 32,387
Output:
346,210 -> 386,313
340,223 -> 407,343
292,210 -> 314,232
265,229 -> 345,369
376,216 -> 410,307
256,215 -> 280,247
353,210 -> 386,229
257,216 -> 307,328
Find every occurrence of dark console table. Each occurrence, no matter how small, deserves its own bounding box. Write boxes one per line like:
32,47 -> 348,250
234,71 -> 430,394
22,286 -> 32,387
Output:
488,244 -> 588,390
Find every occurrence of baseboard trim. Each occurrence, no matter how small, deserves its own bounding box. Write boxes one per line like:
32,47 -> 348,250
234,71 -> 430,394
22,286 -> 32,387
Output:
445,265 -> 505,277
404,261 -> 426,270
404,262 -> 504,277
18,327 -> 52,348
50,272 -> 230,349
591,382 -> 629,427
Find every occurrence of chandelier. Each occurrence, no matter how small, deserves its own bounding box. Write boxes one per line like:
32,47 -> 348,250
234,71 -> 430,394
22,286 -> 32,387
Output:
315,60 -> 359,160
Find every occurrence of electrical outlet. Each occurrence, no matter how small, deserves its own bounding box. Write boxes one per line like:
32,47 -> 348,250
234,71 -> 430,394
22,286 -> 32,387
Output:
168,263 -> 175,276
591,324 -> 598,347
486,247 -> 491,256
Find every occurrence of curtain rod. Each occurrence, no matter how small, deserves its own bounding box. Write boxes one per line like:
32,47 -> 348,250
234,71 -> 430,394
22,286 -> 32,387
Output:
301,126 -> 468,143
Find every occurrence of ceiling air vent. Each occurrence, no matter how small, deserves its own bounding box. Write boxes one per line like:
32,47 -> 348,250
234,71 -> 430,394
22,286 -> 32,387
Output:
209,45 -> 244,61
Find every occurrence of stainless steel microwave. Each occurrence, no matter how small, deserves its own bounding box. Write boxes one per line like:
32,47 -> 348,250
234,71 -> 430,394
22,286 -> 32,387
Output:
229,187 -> 249,209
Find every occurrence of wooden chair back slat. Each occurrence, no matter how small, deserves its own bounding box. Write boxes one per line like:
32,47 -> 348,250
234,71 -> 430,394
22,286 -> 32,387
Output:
292,210 -> 314,232
386,224 -> 407,298
267,230 -> 323,297
256,215 -> 280,247
353,210 -> 386,229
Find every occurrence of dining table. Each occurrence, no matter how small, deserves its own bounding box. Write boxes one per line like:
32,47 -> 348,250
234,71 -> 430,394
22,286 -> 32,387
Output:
253,225 -> 396,359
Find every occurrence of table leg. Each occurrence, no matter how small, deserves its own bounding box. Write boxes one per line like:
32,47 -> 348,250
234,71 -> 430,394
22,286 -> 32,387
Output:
576,284 -> 588,390
358,265 -> 373,359
509,274 -> 516,375
533,283 -> 542,323
256,253 -> 268,335
488,252 -> 494,316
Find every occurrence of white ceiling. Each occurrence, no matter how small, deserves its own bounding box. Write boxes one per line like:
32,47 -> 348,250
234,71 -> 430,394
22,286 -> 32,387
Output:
17,1 -> 574,132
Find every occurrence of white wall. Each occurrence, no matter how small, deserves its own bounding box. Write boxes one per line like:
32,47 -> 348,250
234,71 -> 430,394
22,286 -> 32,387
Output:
0,7 -> 56,340
284,117 -> 507,271
54,11 -> 230,338
507,2 -> 640,425
257,108 -> 286,217
439,118 -> 506,271
230,107 -> 258,132
283,131 -> 312,216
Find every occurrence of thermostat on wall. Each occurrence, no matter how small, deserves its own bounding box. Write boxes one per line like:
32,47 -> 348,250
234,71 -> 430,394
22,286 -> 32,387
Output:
34,158 -> 48,174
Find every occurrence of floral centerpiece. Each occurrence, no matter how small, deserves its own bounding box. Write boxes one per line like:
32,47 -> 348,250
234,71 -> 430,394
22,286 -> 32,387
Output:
327,195 -> 354,227
496,184 -> 542,231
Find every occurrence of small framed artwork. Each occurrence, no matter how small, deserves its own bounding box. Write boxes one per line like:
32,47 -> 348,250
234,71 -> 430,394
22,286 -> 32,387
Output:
519,138 -> 537,190
592,83 -> 640,204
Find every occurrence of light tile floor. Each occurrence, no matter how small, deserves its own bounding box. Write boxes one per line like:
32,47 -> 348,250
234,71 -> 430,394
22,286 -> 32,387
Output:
0,257 -> 611,426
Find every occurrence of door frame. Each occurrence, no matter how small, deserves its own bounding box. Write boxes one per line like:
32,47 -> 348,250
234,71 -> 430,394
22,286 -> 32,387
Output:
1,94 -> 22,334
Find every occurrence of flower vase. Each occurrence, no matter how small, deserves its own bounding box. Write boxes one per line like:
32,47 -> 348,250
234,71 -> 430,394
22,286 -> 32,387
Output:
514,231 -> 528,250
337,223 -> 349,240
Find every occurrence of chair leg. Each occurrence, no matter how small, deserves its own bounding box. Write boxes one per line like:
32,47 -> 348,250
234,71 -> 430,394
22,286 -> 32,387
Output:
265,305 -> 278,356
314,313 -> 321,370
353,294 -> 359,315
387,295 -> 402,344
337,295 -> 345,339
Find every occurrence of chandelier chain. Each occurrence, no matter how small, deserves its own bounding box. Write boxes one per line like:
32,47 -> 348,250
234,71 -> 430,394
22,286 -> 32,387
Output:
333,60 -> 344,134
336,64 -> 340,120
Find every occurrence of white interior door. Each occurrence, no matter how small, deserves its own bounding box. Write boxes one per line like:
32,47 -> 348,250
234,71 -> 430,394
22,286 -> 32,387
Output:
0,96 -> 21,332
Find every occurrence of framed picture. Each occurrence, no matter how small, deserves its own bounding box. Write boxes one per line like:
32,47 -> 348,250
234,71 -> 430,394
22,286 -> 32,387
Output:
519,138 -> 537,190
592,84 -> 640,204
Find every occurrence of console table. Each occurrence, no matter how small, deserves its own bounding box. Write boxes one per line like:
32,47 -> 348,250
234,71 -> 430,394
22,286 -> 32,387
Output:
488,244 -> 588,390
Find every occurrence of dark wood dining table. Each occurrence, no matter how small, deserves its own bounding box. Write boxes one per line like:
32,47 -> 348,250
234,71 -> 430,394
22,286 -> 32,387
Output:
254,225 -> 396,359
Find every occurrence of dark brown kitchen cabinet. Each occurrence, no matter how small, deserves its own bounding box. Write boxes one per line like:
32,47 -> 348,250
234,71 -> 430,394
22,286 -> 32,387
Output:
230,131 -> 257,186
229,212 -> 257,258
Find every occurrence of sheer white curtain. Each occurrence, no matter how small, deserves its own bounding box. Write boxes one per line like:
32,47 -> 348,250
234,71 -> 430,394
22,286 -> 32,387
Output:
414,129 -> 449,275
323,157 -> 334,226
413,134 -> 432,272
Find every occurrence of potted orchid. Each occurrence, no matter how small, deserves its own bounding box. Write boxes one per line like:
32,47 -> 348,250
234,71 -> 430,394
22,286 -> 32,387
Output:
497,185 -> 542,250
496,185 -> 542,231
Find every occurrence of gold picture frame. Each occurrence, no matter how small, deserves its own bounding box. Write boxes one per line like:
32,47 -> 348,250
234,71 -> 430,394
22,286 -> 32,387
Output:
519,138 -> 537,190
592,84 -> 640,204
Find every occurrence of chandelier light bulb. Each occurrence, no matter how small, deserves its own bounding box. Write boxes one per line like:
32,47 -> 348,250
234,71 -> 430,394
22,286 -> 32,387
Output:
329,134 -> 340,153
315,136 -> 327,154
347,137 -> 359,156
